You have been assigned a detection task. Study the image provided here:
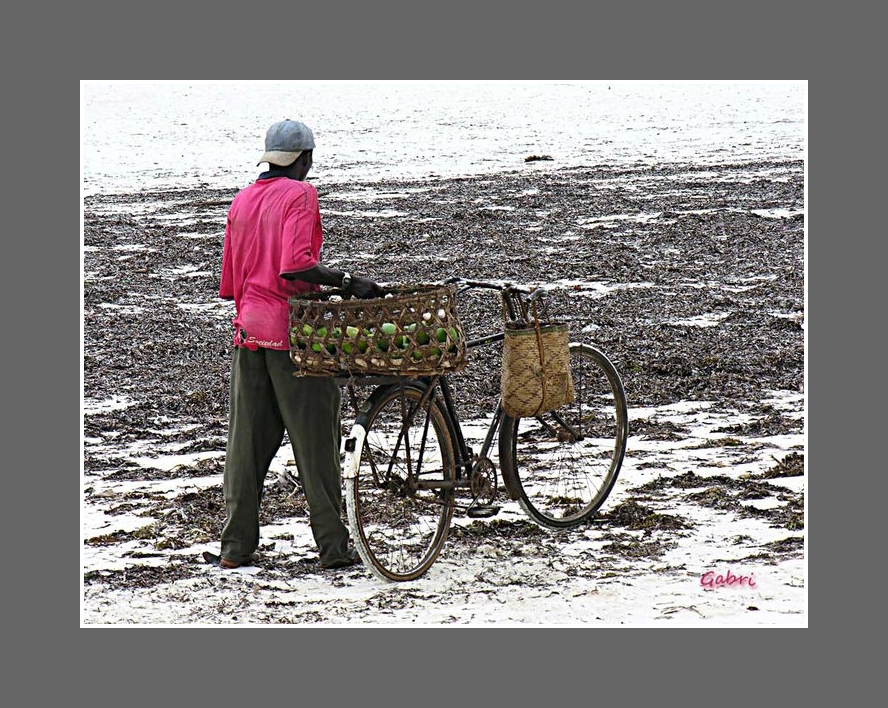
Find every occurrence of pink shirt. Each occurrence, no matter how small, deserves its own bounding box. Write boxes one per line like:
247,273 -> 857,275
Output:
220,177 -> 322,350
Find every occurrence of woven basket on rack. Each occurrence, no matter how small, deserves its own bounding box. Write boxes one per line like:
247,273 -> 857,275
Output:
288,284 -> 468,377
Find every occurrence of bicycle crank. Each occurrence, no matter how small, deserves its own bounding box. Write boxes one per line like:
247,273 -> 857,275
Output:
464,457 -> 500,518
469,457 -> 497,504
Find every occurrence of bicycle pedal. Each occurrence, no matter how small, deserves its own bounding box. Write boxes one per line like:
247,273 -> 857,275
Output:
466,505 -> 501,518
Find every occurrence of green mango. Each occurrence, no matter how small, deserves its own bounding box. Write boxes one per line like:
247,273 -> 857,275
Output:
343,341 -> 368,355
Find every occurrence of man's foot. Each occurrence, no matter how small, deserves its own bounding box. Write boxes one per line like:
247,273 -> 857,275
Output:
320,547 -> 362,570
202,551 -> 248,569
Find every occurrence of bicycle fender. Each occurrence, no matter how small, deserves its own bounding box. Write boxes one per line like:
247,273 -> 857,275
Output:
341,423 -> 366,480
498,434 -> 523,501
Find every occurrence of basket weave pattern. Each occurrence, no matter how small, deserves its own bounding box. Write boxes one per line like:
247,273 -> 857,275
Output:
501,322 -> 575,418
288,284 -> 467,377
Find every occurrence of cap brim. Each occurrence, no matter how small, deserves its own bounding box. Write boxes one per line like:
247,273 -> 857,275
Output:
257,150 -> 303,166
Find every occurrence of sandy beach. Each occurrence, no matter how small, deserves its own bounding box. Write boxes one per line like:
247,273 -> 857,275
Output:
82,158 -> 805,625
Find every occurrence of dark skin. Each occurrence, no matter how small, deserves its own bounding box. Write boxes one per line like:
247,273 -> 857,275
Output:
277,151 -> 383,299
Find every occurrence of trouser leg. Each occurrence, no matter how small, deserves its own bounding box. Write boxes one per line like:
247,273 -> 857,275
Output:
220,347 -> 284,563
266,350 -> 350,565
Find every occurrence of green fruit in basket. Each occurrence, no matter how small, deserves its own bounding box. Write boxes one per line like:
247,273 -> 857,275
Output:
412,350 -> 424,361
440,327 -> 459,353
316,326 -> 327,338
311,343 -> 323,353
416,330 -> 430,345
393,334 -> 409,349
428,347 -> 442,358
343,326 -> 369,353
343,341 -> 367,355
380,322 -> 397,336
403,323 -> 418,333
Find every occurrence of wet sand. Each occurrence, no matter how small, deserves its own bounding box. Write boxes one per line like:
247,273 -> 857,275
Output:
82,158 -> 805,624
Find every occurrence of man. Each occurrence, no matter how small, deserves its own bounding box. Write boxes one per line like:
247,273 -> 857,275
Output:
203,119 -> 382,570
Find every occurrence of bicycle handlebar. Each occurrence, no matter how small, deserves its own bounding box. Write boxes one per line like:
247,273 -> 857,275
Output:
443,277 -> 552,326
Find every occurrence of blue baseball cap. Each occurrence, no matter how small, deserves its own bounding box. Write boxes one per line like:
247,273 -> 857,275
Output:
257,119 -> 316,166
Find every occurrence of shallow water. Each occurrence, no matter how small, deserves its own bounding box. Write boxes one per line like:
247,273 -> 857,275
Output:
81,80 -> 806,196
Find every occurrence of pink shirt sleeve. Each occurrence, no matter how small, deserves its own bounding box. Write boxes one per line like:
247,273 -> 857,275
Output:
219,216 -> 234,299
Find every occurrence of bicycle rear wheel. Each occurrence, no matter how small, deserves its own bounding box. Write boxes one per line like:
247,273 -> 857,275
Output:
345,382 -> 456,581
498,343 -> 628,528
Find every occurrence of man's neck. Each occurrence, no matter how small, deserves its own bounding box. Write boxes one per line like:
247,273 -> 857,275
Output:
258,168 -> 288,180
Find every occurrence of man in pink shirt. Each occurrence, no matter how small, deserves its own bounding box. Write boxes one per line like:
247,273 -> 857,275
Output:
204,119 -> 381,570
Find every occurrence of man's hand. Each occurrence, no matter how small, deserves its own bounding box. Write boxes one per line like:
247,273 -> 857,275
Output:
283,264 -> 383,299
348,275 -> 384,299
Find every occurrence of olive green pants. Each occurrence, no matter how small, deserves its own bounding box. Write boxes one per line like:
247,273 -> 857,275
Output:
220,347 -> 350,566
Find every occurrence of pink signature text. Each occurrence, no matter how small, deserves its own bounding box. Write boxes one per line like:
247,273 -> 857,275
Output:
700,569 -> 757,589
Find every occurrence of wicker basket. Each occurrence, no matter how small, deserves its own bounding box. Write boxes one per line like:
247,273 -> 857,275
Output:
288,284 -> 468,377
500,296 -> 574,418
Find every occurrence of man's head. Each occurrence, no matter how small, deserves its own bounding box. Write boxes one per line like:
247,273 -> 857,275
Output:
258,119 -> 315,167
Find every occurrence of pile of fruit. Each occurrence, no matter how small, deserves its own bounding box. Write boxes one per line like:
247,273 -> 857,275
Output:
290,321 -> 461,362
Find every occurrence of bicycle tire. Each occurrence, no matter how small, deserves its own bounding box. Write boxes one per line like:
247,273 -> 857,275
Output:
498,342 -> 628,528
345,382 -> 457,581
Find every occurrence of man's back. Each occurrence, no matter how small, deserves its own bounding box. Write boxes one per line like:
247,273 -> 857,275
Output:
220,176 -> 322,349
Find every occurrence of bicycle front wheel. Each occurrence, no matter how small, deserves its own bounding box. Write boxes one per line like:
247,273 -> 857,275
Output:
345,382 -> 456,581
498,343 -> 628,528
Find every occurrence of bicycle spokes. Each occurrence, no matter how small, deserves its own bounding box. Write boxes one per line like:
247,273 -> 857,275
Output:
499,343 -> 627,528
348,383 -> 456,581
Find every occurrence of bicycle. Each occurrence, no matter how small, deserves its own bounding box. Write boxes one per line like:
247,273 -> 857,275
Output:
336,278 -> 628,582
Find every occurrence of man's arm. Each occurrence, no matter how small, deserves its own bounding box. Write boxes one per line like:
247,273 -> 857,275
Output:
282,264 -> 383,299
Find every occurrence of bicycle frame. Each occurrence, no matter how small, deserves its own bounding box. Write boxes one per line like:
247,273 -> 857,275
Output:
340,279 -> 629,580
340,280 -> 533,504
437,341 -> 503,476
